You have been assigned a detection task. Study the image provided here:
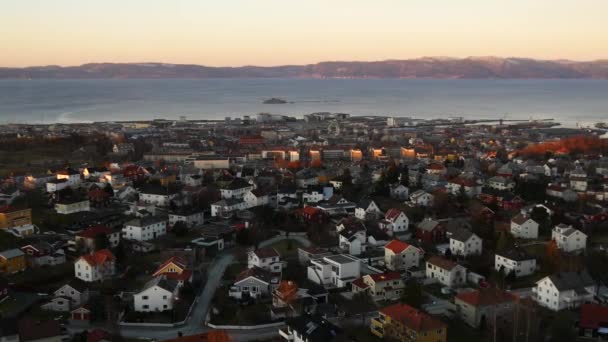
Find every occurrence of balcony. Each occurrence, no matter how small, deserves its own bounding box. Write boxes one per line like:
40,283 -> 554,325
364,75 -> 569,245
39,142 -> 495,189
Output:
279,328 -> 293,340
370,325 -> 384,338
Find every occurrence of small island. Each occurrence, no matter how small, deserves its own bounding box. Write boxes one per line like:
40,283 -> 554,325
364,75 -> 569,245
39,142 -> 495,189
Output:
263,97 -> 288,104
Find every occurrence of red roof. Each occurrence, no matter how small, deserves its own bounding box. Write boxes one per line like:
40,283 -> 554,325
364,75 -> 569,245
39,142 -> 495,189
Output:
385,208 -> 404,222
367,271 -> 401,282
351,278 -> 369,289
88,188 -> 110,200
298,206 -> 322,216
77,225 -> 112,239
455,288 -> 517,307
380,303 -> 446,332
385,239 -> 413,254
579,304 -> 608,329
79,249 -> 115,266
0,205 -> 24,214
152,256 -> 188,277
427,163 -> 445,170
87,329 -> 111,342
165,269 -> 193,281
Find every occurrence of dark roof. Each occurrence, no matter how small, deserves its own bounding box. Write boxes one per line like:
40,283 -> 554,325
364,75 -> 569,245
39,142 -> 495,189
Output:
456,288 -> 517,307
223,178 -> 251,190
496,248 -> 534,262
235,266 -> 278,284
450,228 -> 476,243
17,318 -> 63,342
253,247 -> 279,259
0,318 -> 18,337
140,184 -> 180,195
285,315 -> 343,342
142,276 -> 179,293
547,271 -> 595,291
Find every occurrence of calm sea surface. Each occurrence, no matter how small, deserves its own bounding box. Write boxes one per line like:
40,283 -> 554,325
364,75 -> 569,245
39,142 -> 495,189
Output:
0,78 -> 606,127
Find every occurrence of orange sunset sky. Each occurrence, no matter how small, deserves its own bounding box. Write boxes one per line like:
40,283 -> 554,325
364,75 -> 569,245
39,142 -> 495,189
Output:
2,0 -> 607,67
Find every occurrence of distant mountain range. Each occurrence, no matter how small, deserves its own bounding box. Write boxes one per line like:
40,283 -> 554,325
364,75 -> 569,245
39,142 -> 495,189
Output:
2,57 -> 608,79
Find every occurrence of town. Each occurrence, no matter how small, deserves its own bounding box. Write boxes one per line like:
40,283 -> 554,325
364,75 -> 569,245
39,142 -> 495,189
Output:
1,112 -> 608,342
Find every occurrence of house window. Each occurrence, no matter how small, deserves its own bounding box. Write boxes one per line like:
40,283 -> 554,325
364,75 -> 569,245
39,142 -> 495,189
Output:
142,296 -> 149,300
143,305 -> 149,309
163,295 -> 167,299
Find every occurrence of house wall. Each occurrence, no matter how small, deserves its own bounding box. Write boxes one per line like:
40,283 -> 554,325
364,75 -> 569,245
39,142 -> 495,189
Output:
123,221 -> 167,241
134,286 -> 175,312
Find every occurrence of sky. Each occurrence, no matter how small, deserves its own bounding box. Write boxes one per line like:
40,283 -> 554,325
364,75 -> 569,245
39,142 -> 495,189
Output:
1,0 -> 607,67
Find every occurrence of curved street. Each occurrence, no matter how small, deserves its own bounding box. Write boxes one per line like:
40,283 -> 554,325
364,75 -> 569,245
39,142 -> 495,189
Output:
68,234 -> 312,341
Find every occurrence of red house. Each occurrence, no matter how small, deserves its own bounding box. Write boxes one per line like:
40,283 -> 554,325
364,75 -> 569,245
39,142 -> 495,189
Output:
295,206 -> 326,224
415,218 -> 446,243
88,188 -> 110,207
239,135 -> 265,145
71,306 -> 91,321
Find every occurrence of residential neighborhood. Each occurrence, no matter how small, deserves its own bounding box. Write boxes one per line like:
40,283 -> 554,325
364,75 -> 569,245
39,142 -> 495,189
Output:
0,115 -> 607,342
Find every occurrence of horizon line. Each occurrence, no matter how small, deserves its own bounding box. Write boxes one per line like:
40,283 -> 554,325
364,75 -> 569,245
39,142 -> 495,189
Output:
2,55 -> 607,69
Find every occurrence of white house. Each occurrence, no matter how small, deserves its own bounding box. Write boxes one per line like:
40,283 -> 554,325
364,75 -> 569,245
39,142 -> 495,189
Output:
248,247 -> 282,272
510,213 -> 539,239
569,168 -> 588,192
384,239 -> 420,271
551,224 -> 587,253
307,254 -> 361,288
55,198 -> 90,215
134,276 -> 180,312
74,249 -> 115,282
243,189 -> 271,208
122,216 -> 168,241
46,179 -> 69,193
410,190 -> 434,207
533,271 -> 596,311
449,229 -> 482,257
389,183 -> 409,200
379,209 -> 409,236
210,198 -> 247,217
139,186 -> 179,207
486,176 -> 516,191
302,187 -> 326,204
426,256 -> 467,288
168,208 -> 204,228
495,248 -> 537,278
338,225 -> 367,256
52,280 -> 89,309
220,178 -> 254,199
56,168 -> 82,188
355,199 -> 382,220
229,266 -> 281,299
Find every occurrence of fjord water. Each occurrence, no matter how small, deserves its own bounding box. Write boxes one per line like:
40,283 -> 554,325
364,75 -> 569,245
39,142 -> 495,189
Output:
0,78 -> 606,127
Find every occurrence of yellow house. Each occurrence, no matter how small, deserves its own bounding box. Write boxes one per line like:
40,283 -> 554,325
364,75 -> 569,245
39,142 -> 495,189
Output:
0,249 -> 27,274
152,256 -> 188,277
0,206 -> 32,229
352,272 -> 405,301
371,303 -> 447,342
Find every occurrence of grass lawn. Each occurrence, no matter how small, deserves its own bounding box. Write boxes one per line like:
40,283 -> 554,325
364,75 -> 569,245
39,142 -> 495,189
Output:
267,239 -> 304,258
343,324 -> 380,342
0,231 -> 19,250
7,263 -> 73,290
448,320 -> 483,342
590,229 -> 608,244
521,243 -> 546,259
424,283 -> 453,300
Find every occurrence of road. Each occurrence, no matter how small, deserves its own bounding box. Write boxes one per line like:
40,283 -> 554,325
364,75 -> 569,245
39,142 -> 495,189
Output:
68,234 -> 312,341
68,252 -> 235,341
258,233 -> 312,249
